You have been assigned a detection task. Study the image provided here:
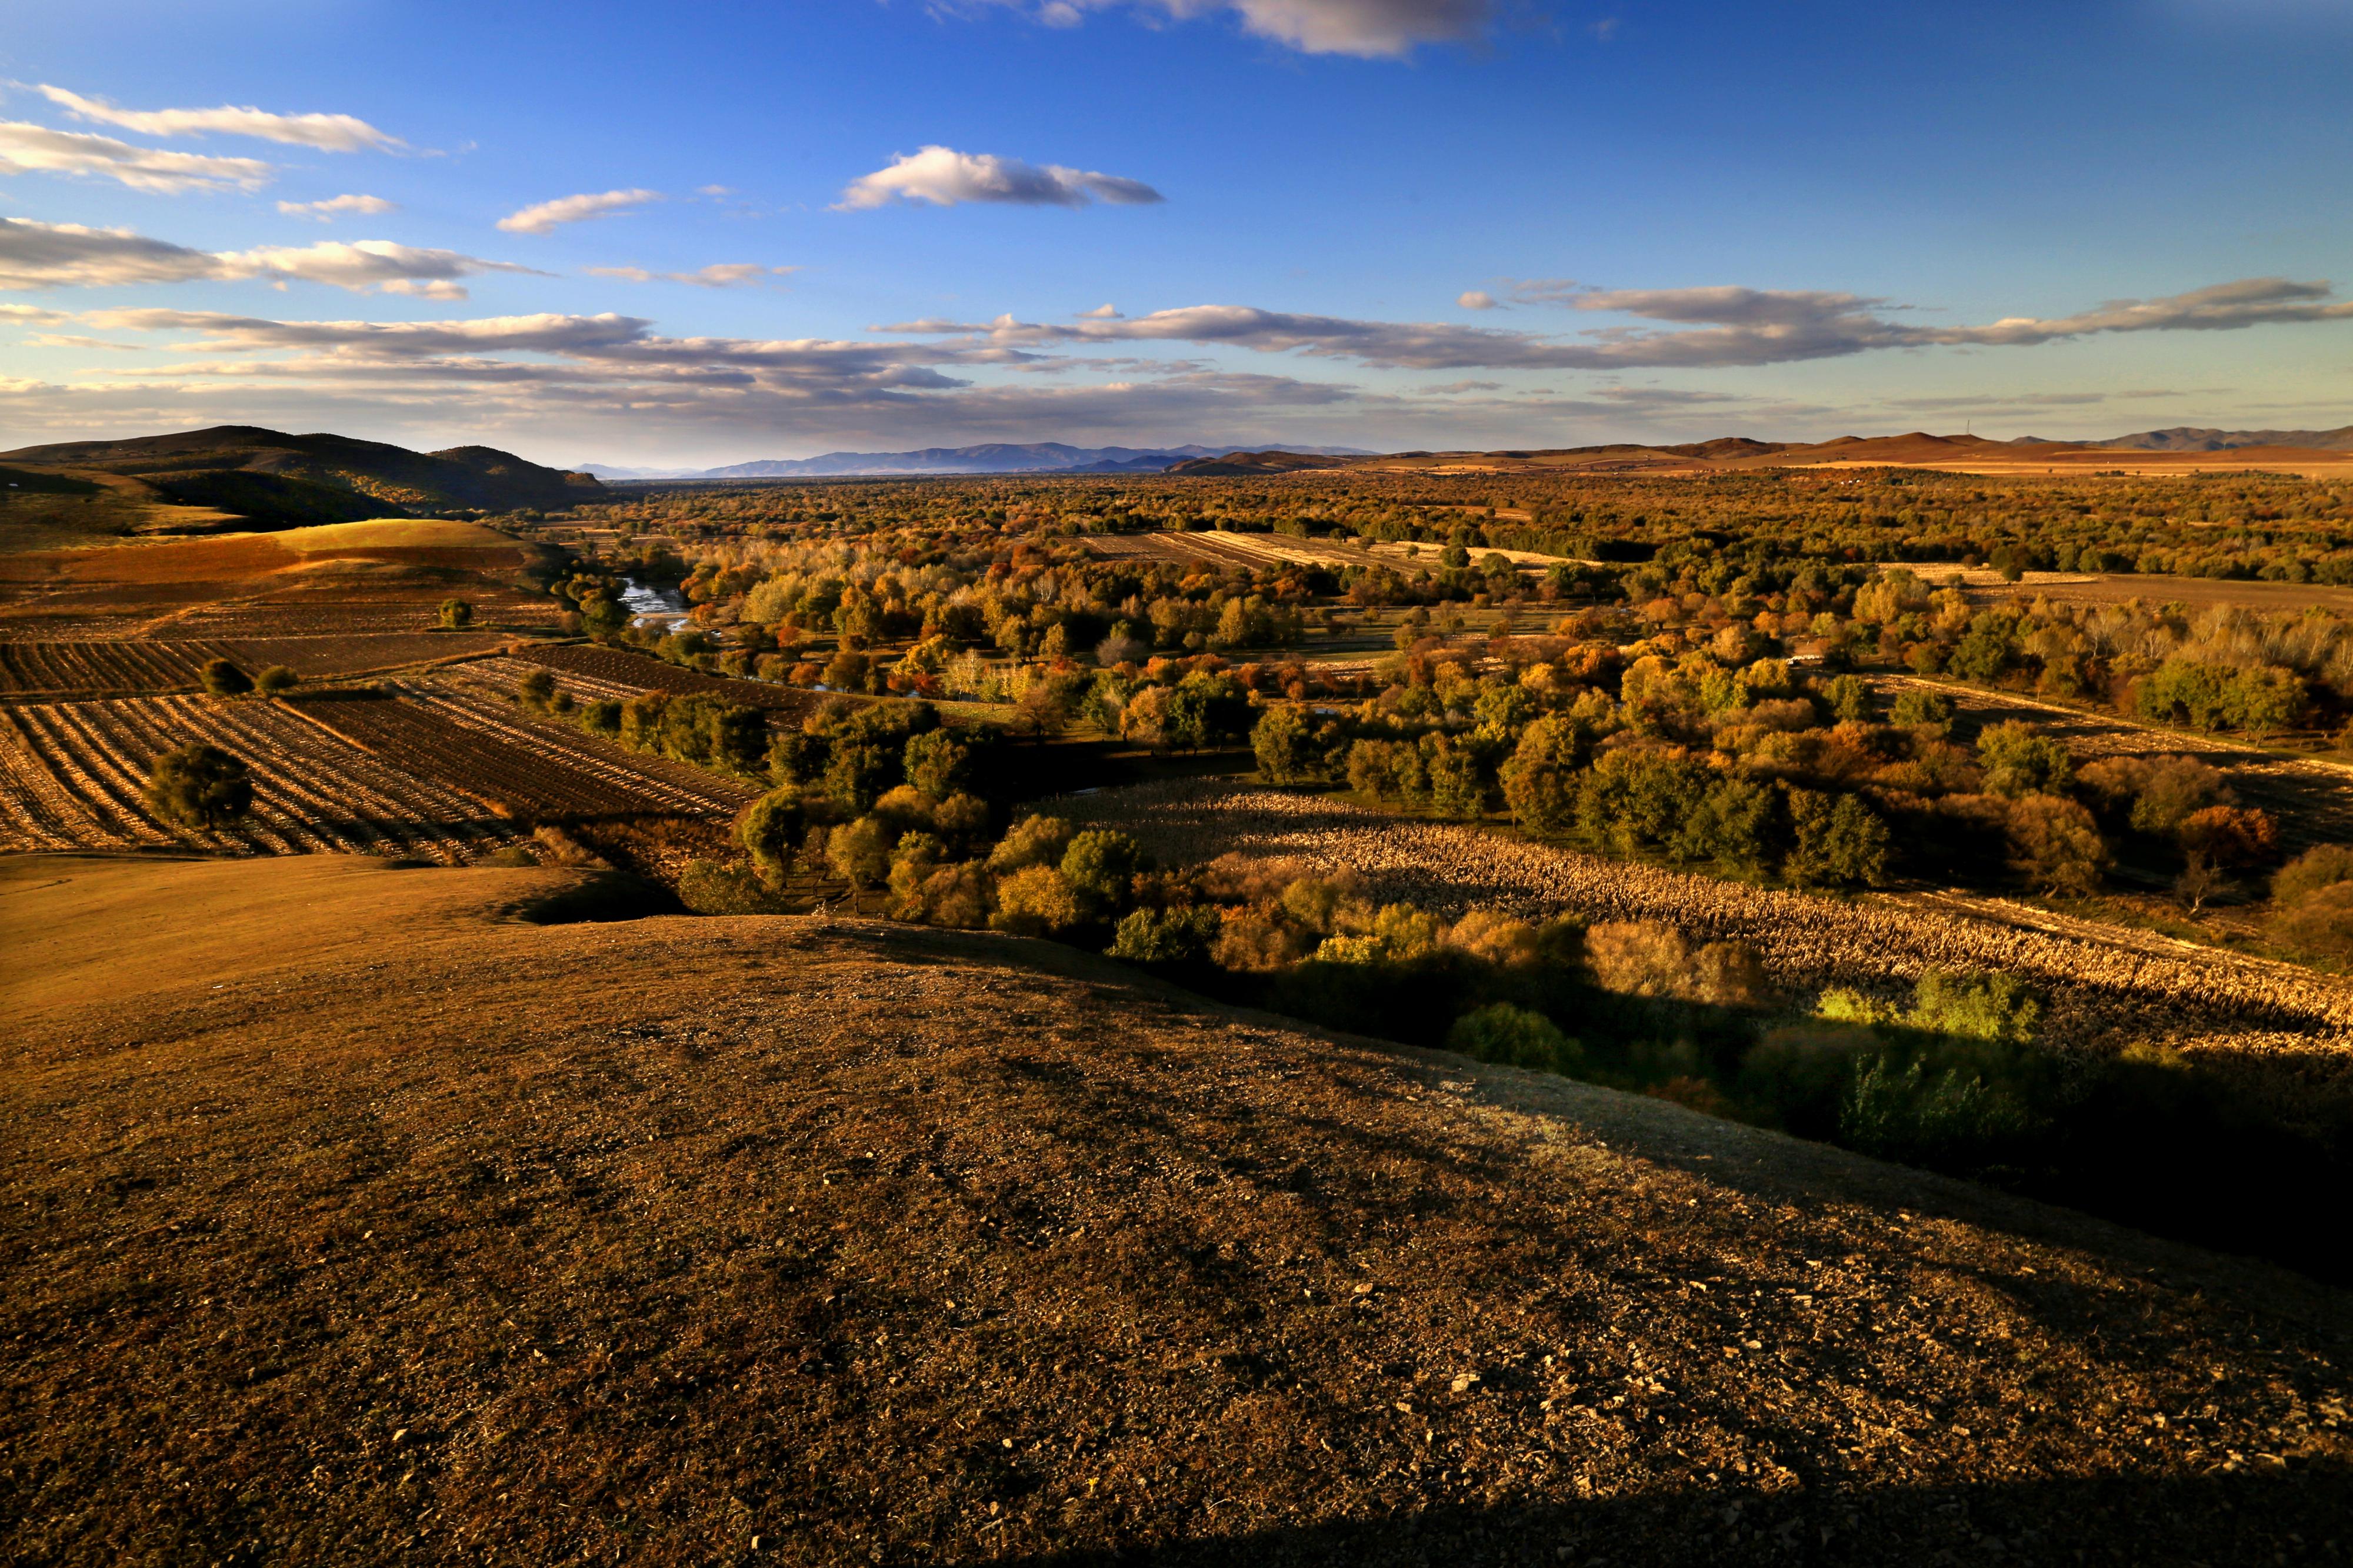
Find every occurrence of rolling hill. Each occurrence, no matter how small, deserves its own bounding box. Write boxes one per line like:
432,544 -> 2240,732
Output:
5,852 -> 2347,1563
0,426 -> 602,533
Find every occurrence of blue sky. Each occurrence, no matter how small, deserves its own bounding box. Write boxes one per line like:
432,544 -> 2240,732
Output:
2,0 -> 2349,465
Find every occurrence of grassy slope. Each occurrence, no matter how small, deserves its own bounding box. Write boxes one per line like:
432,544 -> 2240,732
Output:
4,854 -> 2349,1565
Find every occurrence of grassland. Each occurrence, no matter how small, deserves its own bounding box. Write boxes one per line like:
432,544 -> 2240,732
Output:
5,853 -> 2349,1564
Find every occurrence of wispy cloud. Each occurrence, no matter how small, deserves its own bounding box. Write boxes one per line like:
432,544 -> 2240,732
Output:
276,194 -> 398,222
906,278 -> 2353,369
0,218 -> 538,298
35,85 -> 405,153
0,121 -> 273,193
496,188 -> 662,235
585,263 -> 798,288
837,146 -> 1162,209
947,1 -> 1498,58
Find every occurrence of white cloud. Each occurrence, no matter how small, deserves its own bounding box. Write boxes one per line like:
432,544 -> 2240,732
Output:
277,194 -> 398,222
36,86 -> 405,153
1457,290 -> 1497,309
0,121 -> 274,194
1078,303 -> 1124,318
496,189 -> 663,235
837,146 -> 1162,209
0,219 -> 537,297
0,303 -> 68,323
585,262 -> 797,287
949,0 -> 1497,58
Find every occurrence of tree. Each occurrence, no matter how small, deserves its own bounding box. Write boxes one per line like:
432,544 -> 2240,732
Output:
517,668 -> 557,710
736,790 -> 806,888
1976,720 -> 2072,798
438,598 -> 475,630
2005,793 -> 2108,896
826,815 -> 893,889
255,665 -> 300,695
902,728 -> 971,799
1251,705 -> 1322,785
1786,790 -> 1891,888
1499,716 -> 1586,835
1108,905 -> 1222,963
144,743 -> 253,830
991,865 -> 1083,936
199,658 -> 252,698
1059,828 -> 1141,916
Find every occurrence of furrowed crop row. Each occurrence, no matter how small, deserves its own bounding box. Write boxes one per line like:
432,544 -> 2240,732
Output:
298,695 -> 669,820
1058,779 -> 2353,1075
401,681 -> 759,815
0,709 -> 118,850
198,696 -> 524,862
510,644 -> 815,713
91,699 -> 310,855
0,640 -> 234,696
16,703 -> 185,848
451,656 -> 651,708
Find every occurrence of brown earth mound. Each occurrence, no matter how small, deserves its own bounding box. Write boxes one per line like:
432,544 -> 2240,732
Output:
4,855 -> 2348,1564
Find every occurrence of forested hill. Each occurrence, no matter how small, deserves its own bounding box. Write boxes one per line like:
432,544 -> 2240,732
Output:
0,426 -> 602,529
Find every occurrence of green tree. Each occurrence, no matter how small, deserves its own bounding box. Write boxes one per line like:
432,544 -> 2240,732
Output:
199,658 -> 252,698
1977,720 -> 2072,798
255,665 -> 300,695
1060,829 -> 1142,915
144,742 -> 254,830
438,598 -> 475,630
736,790 -> 806,888
1786,790 -> 1891,888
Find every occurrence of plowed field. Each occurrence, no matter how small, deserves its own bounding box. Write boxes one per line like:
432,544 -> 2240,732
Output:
0,633 -> 512,698
0,696 -> 526,862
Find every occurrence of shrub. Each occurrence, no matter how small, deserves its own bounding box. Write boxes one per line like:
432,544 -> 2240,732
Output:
1444,908 -> 1539,966
679,859 -> 789,915
1889,688 -> 1954,733
987,814 -> 1074,874
1109,905 -> 1224,963
438,598 -> 475,630
143,742 -> 254,829
2269,882 -> 2353,962
199,658 -> 252,698
1839,1055 -> 2037,1170
992,865 -> 1084,936
255,665 -> 299,695
1447,1003 -> 1583,1075
2275,843 -> 2353,905
517,668 -> 557,710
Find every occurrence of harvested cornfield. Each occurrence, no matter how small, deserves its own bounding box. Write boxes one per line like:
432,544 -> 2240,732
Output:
1056,779 -> 2353,1077
304,683 -> 761,820
0,696 -> 529,862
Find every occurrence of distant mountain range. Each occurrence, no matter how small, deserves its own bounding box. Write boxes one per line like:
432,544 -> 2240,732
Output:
0,425 -> 601,529
574,442 -> 1377,480
2088,425 -> 2353,453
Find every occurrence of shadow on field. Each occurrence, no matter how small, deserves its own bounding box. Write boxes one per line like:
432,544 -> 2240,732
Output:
992,1467 -> 2352,1567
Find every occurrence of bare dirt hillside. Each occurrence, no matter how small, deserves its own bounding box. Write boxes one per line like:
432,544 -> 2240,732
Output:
5,855 -> 2350,1565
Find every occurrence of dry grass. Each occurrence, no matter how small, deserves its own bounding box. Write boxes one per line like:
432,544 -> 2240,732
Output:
4,853 -> 2349,1564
